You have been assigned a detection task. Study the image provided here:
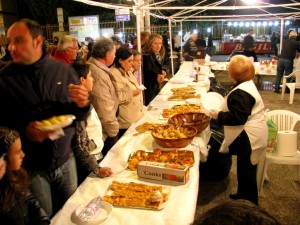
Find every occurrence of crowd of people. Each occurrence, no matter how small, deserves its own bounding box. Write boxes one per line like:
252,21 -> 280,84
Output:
0,18 -> 171,224
0,17 -> 294,225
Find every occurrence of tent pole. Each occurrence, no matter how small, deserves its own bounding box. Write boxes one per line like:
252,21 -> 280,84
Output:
145,0 -> 151,33
180,21 -> 183,62
280,18 -> 284,55
168,18 -> 174,76
135,1 -> 144,105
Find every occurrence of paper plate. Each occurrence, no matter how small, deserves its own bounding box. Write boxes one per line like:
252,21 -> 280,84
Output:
36,115 -> 76,132
169,78 -> 186,84
71,201 -> 113,225
201,92 -> 224,112
187,81 -> 208,87
185,98 -> 202,105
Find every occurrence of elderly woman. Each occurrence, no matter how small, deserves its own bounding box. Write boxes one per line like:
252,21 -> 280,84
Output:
110,47 -> 144,137
54,35 -> 78,64
210,55 -> 268,205
142,34 -> 167,105
88,37 -> 119,158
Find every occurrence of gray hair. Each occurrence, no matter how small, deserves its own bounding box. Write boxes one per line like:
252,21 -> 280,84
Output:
289,30 -> 297,38
57,35 -> 77,51
91,37 -> 115,59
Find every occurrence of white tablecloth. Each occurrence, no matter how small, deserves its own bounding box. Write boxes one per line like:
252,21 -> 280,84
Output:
51,61 -> 211,225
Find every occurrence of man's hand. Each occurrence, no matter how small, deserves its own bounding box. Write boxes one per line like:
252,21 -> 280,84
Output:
68,84 -> 90,108
25,121 -> 50,143
96,167 -> 113,178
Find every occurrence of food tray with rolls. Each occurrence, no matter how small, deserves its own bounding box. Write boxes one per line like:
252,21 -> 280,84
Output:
161,104 -> 203,119
102,181 -> 170,210
127,149 -> 194,171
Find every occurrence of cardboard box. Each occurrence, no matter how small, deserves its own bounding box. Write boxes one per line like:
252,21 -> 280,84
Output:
137,161 -> 190,185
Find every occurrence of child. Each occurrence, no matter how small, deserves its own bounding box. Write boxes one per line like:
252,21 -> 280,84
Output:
209,55 -> 268,205
0,127 -> 50,225
132,50 -> 142,85
71,62 -> 112,184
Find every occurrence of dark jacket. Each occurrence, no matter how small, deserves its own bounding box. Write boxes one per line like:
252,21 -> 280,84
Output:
243,34 -> 254,51
73,120 -> 101,184
280,37 -> 300,60
0,176 -> 50,225
142,53 -> 166,105
183,38 -> 206,60
0,56 -> 91,171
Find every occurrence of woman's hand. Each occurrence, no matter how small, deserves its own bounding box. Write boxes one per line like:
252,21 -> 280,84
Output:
157,74 -> 165,83
68,84 -> 90,108
209,109 -> 220,120
96,167 -> 113,178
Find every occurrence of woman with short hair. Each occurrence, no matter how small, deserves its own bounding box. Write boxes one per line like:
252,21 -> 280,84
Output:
110,47 -> 144,138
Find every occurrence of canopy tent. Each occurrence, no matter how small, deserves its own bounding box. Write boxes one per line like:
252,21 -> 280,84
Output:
73,0 -> 300,74
73,0 -> 300,23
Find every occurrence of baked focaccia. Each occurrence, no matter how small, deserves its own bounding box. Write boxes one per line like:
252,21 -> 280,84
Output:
162,104 -> 203,118
168,93 -> 201,101
135,122 -> 163,133
103,181 -> 170,209
171,87 -> 195,93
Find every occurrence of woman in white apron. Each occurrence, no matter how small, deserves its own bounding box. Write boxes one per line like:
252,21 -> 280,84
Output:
210,55 -> 268,204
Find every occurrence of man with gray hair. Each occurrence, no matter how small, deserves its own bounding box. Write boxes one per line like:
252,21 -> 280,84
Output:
88,37 -> 119,157
183,33 -> 205,61
54,35 -> 78,64
274,30 -> 300,93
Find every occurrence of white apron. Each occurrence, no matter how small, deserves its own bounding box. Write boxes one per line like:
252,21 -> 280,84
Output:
219,80 -> 268,164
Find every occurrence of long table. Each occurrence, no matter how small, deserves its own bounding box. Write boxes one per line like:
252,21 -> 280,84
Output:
51,62 -> 211,225
211,61 -> 277,88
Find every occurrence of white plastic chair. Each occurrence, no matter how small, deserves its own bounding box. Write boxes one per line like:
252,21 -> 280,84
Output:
281,70 -> 300,104
258,110 -> 300,194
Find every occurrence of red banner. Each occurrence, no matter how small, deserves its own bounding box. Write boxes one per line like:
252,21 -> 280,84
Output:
221,42 -> 271,54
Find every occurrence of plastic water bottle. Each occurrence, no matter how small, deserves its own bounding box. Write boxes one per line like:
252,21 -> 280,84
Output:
78,196 -> 102,222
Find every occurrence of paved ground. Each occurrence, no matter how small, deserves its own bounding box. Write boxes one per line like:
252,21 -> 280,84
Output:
192,55 -> 300,225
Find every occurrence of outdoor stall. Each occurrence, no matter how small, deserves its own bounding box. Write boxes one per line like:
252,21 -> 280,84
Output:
220,41 -> 271,55
51,61 -> 214,225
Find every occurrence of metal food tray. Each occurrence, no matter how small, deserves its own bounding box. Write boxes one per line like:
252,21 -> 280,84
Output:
167,95 -> 201,101
127,149 -> 195,171
102,183 -> 171,210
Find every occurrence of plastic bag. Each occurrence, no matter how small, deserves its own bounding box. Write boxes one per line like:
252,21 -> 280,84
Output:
266,119 -> 277,153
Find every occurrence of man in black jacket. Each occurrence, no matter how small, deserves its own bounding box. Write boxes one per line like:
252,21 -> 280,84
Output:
274,30 -> 300,93
0,19 -> 91,217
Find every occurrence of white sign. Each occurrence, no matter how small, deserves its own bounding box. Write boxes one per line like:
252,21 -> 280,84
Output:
115,8 -> 130,15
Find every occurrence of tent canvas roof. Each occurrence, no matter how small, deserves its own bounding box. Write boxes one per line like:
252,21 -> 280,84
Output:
73,0 -> 300,21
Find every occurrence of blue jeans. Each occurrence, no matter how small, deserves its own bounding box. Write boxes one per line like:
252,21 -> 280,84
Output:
29,155 -> 77,217
275,58 -> 293,90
